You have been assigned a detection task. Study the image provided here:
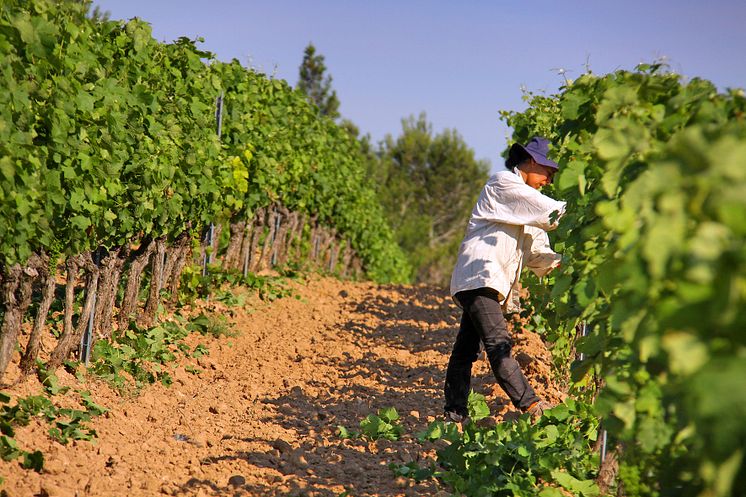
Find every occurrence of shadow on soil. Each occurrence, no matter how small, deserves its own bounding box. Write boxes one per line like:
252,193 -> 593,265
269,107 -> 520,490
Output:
174,284 -> 463,496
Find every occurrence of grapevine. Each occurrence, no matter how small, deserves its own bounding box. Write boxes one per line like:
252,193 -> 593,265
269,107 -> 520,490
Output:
504,65 -> 746,496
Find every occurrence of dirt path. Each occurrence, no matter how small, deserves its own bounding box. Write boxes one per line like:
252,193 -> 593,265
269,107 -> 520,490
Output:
1,276 -> 562,497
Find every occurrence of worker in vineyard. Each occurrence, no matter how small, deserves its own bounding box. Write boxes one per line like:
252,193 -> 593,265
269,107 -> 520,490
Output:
444,136 -> 565,423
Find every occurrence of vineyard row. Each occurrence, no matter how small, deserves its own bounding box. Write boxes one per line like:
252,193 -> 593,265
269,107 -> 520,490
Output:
0,203 -> 359,382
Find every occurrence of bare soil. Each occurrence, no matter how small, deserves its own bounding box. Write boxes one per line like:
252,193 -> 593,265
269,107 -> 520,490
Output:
0,275 -> 562,497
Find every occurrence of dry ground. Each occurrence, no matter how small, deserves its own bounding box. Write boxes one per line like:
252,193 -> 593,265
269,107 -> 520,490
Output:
0,275 -> 563,497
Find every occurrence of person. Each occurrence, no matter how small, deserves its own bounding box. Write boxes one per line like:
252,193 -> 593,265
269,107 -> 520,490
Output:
444,136 -> 566,423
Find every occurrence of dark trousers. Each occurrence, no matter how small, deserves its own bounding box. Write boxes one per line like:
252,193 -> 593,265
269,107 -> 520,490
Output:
444,287 -> 539,415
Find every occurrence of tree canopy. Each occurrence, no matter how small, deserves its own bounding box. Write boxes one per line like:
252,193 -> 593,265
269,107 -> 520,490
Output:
371,114 -> 490,285
297,43 -> 340,119
295,46 -> 489,286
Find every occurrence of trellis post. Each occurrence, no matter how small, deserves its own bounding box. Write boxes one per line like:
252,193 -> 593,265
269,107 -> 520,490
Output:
579,320 -> 608,463
203,92 -> 224,277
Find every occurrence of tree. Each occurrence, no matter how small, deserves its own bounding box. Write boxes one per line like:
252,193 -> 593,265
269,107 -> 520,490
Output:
372,114 -> 490,285
72,0 -> 110,21
297,43 -> 340,119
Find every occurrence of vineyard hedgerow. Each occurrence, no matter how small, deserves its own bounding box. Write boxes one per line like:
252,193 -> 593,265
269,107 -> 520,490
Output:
0,0 -> 407,277
388,67 -> 745,497
3,1 -> 746,495
0,0 -> 409,378
502,66 -> 746,496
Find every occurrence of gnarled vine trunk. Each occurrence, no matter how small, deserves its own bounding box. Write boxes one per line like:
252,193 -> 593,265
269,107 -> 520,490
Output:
271,206 -> 292,267
309,218 -> 320,262
49,253 -> 99,370
118,240 -> 155,330
341,240 -> 354,277
0,256 -> 41,382
293,213 -> 307,261
238,219 -> 255,276
596,444 -> 620,495
166,232 -> 192,303
93,247 -> 127,341
257,206 -> 278,272
199,224 -> 222,268
223,220 -> 246,271
142,237 -> 167,327
317,227 -> 335,270
350,256 -> 363,279
19,252 -> 57,375
328,238 -> 341,273
247,207 -> 267,273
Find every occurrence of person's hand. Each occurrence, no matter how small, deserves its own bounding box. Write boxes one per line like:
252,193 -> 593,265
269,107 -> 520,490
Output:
549,256 -> 563,273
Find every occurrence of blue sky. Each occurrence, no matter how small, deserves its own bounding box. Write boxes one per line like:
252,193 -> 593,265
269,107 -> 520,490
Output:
93,0 -> 746,172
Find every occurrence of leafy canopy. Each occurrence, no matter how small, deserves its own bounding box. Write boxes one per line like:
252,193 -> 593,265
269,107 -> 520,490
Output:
297,42 -> 340,119
371,113 -> 490,284
504,65 -> 746,497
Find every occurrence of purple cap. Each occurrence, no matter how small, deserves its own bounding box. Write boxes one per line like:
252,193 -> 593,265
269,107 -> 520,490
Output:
510,137 -> 559,170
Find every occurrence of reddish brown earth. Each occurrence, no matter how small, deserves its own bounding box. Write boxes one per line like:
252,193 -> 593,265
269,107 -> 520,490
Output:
0,276 -> 562,497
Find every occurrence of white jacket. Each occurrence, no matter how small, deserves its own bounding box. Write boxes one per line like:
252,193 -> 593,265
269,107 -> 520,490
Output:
450,167 -> 566,306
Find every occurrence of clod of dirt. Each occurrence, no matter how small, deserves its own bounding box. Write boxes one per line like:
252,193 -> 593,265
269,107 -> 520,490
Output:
272,438 -> 293,454
39,484 -> 74,497
395,476 -> 409,488
190,433 -> 208,448
227,475 -> 246,487
291,451 -> 309,468
515,351 -> 534,366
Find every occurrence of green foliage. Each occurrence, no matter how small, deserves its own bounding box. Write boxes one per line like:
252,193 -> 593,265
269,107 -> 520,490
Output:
217,55 -> 409,283
504,65 -> 746,496
88,312 -> 222,391
297,42 -> 340,119
337,407 -> 405,441
335,424 -> 355,440
0,0 -> 409,283
0,387 -> 106,473
214,289 -> 247,307
359,407 -> 405,441
191,344 -> 209,358
467,391 -> 491,422
185,313 -> 233,338
399,398 -> 600,497
179,265 -> 294,304
371,114 -> 490,284
37,362 -> 70,396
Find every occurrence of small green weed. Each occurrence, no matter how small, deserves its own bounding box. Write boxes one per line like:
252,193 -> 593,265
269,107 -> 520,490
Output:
215,290 -> 246,306
191,344 -> 209,358
88,313 -> 226,393
37,362 -> 70,396
89,321 -> 183,391
186,313 -> 234,338
0,383 -> 107,473
392,393 -> 601,497
184,365 -> 202,375
337,407 -> 405,441
179,265 -> 296,304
